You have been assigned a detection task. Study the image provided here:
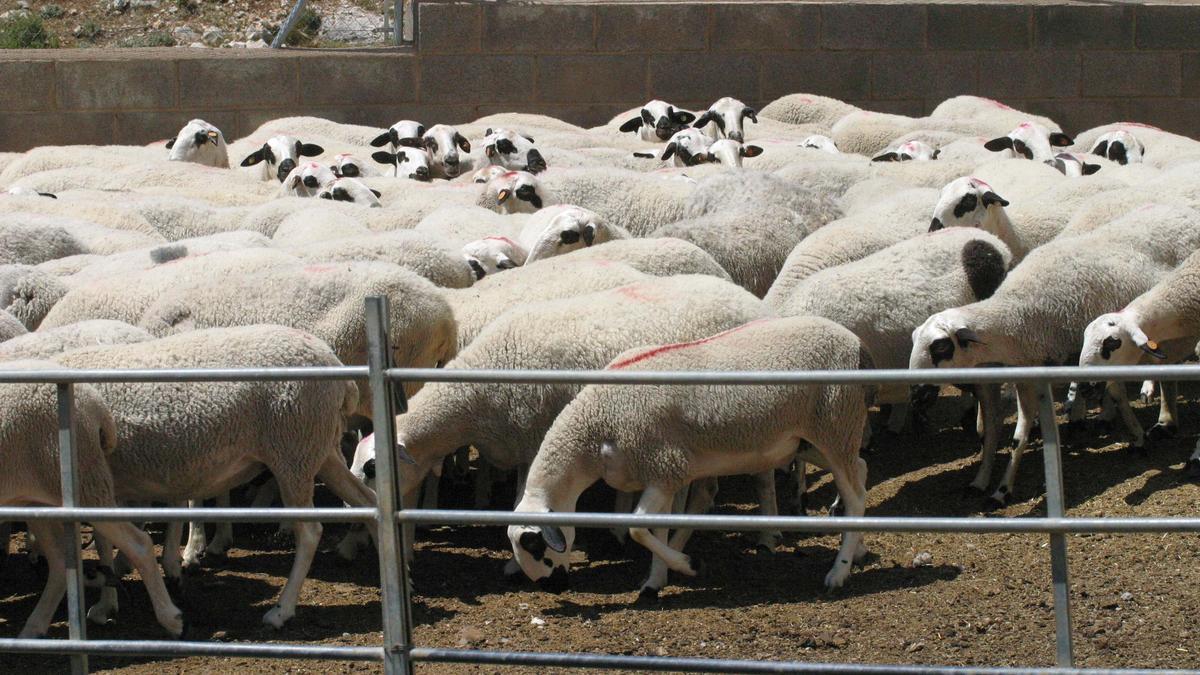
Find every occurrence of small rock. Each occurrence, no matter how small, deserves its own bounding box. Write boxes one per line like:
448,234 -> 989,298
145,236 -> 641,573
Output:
912,551 -> 933,567
245,39 -> 268,48
245,28 -> 261,40
201,26 -> 223,46
529,616 -> 545,627
16,0 -> 30,9
189,41 -> 206,48
227,40 -> 244,48
455,626 -> 484,646
130,0 -> 157,9
172,25 -> 198,42
68,8 -> 77,15
1120,591 -> 1133,602
905,641 -> 925,653
151,19 -> 162,28
109,0 -> 129,13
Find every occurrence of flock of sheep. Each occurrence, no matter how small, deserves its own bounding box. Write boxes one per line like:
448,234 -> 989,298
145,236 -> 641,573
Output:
1,90 -> 1198,645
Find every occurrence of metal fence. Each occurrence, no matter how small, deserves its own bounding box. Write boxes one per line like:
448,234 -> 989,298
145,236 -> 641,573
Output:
2,295 -> 1200,674
271,0 -> 413,47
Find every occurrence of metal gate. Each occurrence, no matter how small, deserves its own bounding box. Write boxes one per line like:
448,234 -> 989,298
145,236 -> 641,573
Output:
1,296 -> 1199,674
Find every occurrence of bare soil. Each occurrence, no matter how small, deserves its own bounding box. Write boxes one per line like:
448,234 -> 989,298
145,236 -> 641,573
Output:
2,390 -> 1199,674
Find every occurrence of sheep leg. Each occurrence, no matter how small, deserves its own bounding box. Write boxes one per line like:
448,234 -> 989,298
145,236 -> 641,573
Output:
629,485 -> 695,577
968,383 -> 1003,494
609,490 -> 635,545
752,471 -> 782,550
823,455 -> 868,590
252,478 -> 292,540
93,521 -> 184,637
1140,380 -> 1157,404
473,460 -> 494,509
317,454 -> 379,543
0,521 -> 10,567
1148,381 -> 1179,441
181,498 -> 210,571
989,382 -> 1039,507
641,477 -> 717,597
420,468 -> 440,511
1065,382 -> 1087,425
18,520 -> 67,638
1187,442 -> 1200,480
86,531 -> 119,627
1107,381 -> 1145,450
262,479 -> 322,629
161,504 -> 186,583
207,492 -> 234,559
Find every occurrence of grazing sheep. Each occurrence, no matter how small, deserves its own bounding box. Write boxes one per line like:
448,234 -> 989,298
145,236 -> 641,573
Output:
53,327 -> 376,628
519,205 -> 628,263
694,97 -> 758,142
508,316 -> 872,595
0,264 -> 68,329
240,135 -> 326,183
166,119 -> 229,168
616,100 -> 697,142
0,308 -> 26,342
462,236 -> 527,280
0,361 -> 185,638
420,124 -> 472,180
317,178 -> 382,207
482,128 -> 547,174
1090,130 -> 1145,165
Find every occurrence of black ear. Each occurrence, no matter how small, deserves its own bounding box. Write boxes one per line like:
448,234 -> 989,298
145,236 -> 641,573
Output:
240,149 -> 266,167
672,109 -> 696,125
455,133 -> 471,152
640,108 -> 654,124
298,142 -> 324,157
165,138 -> 176,149
467,258 -> 486,280
981,191 -> 1009,208
899,153 -> 913,161
661,143 -> 677,161
1091,140 -> 1109,158
742,107 -> 758,124
619,117 -> 643,133
1109,141 -> 1128,165
872,151 -> 900,162
955,327 -> 985,347
1049,132 -> 1074,147
1012,139 -> 1033,160
370,131 -> 392,147
523,134 -> 535,143
741,144 -> 763,158
1140,340 -> 1167,360
632,151 -> 655,159
372,151 -> 396,165
983,136 -> 1013,152
485,128 -> 493,136
541,523 -> 567,553
692,111 -> 713,129
932,149 -> 941,159
929,217 -> 944,231
371,189 -> 382,198
397,137 -> 423,148
1082,162 -> 1102,175
38,192 -> 57,199
496,259 -> 518,270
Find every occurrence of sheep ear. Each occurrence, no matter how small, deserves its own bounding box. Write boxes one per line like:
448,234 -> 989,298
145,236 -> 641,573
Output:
899,153 -> 913,161
932,148 -> 941,159
672,109 -> 696,125
496,258 -> 518,270
467,258 -> 486,280
1091,140 -> 1109,157
541,520 -> 567,554
955,327 -> 984,347
529,194 -> 543,209
455,133 -> 471,152
1109,141 -> 1128,165
742,107 -> 758,124
330,165 -> 342,178
983,136 -> 1013,152
619,117 -> 642,133
397,137 -> 423,148
371,189 -> 382,198
692,111 -> 713,129
298,143 -> 324,157
371,151 -> 396,165
741,145 -> 763,158
632,151 -> 655,159
485,145 -> 496,158
165,138 -> 176,149
872,151 -> 900,162
1049,132 -> 1074,147
369,132 -> 392,147
485,128 -> 493,136
497,188 -> 511,203
523,134 -> 535,143
981,191 -> 1009,208
661,143 -> 677,161
640,108 -> 654,124
1012,139 -> 1033,160
1082,162 -> 1102,175
287,174 -> 301,190
929,217 -> 944,231
38,192 -> 57,199
240,149 -> 266,167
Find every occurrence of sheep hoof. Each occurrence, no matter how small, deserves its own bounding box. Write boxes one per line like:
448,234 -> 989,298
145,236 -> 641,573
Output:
754,542 -> 776,556
1186,458 -> 1200,481
1147,423 -> 1178,441
962,484 -> 987,498
173,614 -> 189,640
86,604 -> 117,627
262,605 -> 291,629
1127,442 -> 1149,457
181,560 -> 204,576
636,586 -> 660,602
983,494 -> 1008,512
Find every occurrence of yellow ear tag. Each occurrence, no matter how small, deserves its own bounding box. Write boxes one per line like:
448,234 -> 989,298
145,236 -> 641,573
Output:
1147,340 -> 1159,350
497,189 -> 510,203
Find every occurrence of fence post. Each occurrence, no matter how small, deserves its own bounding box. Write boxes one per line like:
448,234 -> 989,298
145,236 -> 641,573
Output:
392,0 -> 402,45
271,0 -> 308,48
56,382 -> 89,675
365,296 -> 414,675
1038,382 -> 1074,667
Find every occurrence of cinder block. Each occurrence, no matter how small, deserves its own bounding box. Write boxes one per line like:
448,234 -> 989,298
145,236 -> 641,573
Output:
1122,98 -> 1200,139
1033,6 -> 1133,50
116,110 -> 240,146
978,52 -> 1079,100
418,2 -> 481,53
1182,53 -> 1200,98
648,52 -> 758,105
596,4 -> 708,52
1025,98 -> 1130,137
482,4 -> 594,53
851,99 -> 925,117
178,58 -> 295,109
537,104 -> 626,128
873,52 -> 978,101
419,55 -> 535,105
57,59 -> 177,111
0,61 -> 55,112
298,56 -> 416,105
762,52 -> 871,101
0,111 -> 114,151
538,55 -> 647,104
711,4 -> 819,51
1082,52 -> 1180,98
1136,5 -> 1200,49
928,5 -> 1029,50
821,5 -> 925,50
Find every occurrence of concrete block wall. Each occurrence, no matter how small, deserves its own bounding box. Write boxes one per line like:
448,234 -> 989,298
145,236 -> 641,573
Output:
3,1 -> 1200,151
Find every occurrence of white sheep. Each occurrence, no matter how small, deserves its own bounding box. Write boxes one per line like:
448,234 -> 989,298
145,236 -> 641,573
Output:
369,119 -> 425,150
508,316 -> 872,595
331,153 -> 381,179
660,128 -> 714,167
0,308 -> 26,342
0,361 -> 184,638
0,319 -> 152,361
280,161 -> 339,198
286,229 -> 475,289
693,97 -> 758,143
758,93 -> 859,128
539,167 -> 694,236
239,135 -> 325,183
928,177 -> 1026,260
1090,130 -> 1145,165
166,119 -> 229,168
482,128 -> 547,174
0,216 -> 89,265
480,170 -> 551,214
616,100 -> 697,142
537,237 -> 730,281
983,122 -> 1073,162
420,124 -> 472,180
519,205 -> 627,263
462,236 -> 527,280
1045,152 -> 1102,177
704,139 -> 764,167
471,164 -> 508,184
872,140 -> 939,163
371,147 -> 433,181
317,177 -> 383,207
799,135 -> 840,154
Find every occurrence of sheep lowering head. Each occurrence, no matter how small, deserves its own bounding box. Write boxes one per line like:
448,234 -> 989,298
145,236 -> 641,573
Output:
704,139 -> 764,168
618,100 -> 697,142
1091,130 -> 1145,165
800,135 -> 840,154
520,205 -> 623,263
1045,152 -> 1102,177
240,135 -> 325,182
369,120 -> 425,150
482,170 -> 548,214
280,162 -> 338,198
331,153 -> 379,179
929,177 -> 1010,233
462,236 -> 527,280
873,140 -> 939,162
483,128 -> 547,174
661,128 -> 714,167
693,96 -> 758,142
317,178 -> 382,207
983,122 -> 1072,162
166,119 -> 229,168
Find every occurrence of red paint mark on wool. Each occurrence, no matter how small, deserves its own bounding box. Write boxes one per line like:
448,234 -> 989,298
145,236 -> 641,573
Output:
969,177 -> 993,190
608,319 -> 774,370
304,264 -> 336,273
616,285 -> 658,303
484,235 -> 519,247
982,98 -> 1013,110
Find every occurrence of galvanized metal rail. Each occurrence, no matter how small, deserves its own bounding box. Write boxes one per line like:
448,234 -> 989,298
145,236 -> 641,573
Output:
0,296 -> 1197,673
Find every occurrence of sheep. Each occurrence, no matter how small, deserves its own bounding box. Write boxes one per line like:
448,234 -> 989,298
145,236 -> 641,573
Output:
0,319 -> 152,361
537,237 -> 730,280
240,135 -> 325,183
354,274 -> 771,563
660,128 -> 714,167
369,119 -> 425,150
507,316 -> 872,595
0,308 -> 26,342
539,167 -> 694,236
331,153 -> 380,179
317,178 -> 382,207
1073,124 -> 1199,170
519,205 -> 628,263
4,186 -> 57,198
928,177 -> 1027,260
616,100 -> 697,142
166,119 -> 229,168
52,326 -> 376,628
800,135 -> 840,154
873,140 -> 939,163
482,128 -> 547,174
420,124 -> 472,180
0,216 -> 88,265
0,361 -> 185,638
462,236 -> 527,280
1046,152 -> 1102,177
983,122 -> 1073,162
280,162 -> 339,198
0,264 -> 68,329
704,139 -> 764,168
1090,130 -> 1145,165
55,231 -> 273,289
758,93 -> 859,128
370,147 -> 433,181
693,97 -> 758,143
471,165 -> 508,184
286,230 -> 475,289
415,205 -> 527,247
909,204 -> 1200,506
479,171 -> 551,214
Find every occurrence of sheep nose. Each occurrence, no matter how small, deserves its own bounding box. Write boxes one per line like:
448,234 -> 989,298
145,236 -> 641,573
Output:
362,459 -> 376,479
729,131 -> 744,142
444,154 -> 459,166
302,175 -> 319,188
277,159 -> 296,181
340,164 -> 359,177
415,166 -> 430,179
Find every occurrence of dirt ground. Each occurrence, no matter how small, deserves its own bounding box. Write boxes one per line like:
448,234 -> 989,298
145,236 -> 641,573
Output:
2,389 -> 1199,674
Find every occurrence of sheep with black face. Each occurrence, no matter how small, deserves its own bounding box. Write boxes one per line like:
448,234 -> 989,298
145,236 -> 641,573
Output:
693,96 -> 758,143
482,128 -> 547,174
240,135 -> 325,182
617,100 -> 697,142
